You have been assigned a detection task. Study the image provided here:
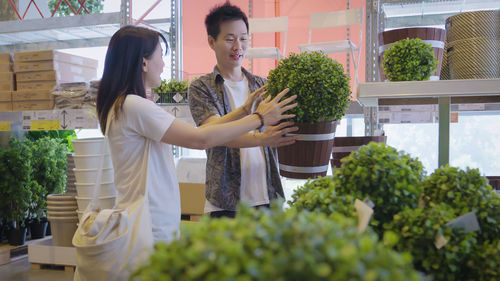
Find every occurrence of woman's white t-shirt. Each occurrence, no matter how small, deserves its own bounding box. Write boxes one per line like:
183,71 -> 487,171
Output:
107,95 -> 180,243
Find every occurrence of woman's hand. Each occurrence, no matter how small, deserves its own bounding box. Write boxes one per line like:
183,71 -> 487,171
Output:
257,121 -> 300,147
255,88 -> 297,126
243,85 -> 266,114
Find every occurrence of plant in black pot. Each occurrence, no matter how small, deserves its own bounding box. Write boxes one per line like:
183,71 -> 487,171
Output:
48,0 -> 104,16
267,51 -> 351,179
382,38 -> 437,81
0,138 -> 34,245
27,137 -> 69,238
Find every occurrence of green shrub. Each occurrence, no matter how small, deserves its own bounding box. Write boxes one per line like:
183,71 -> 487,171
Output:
133,203 -> 421,281
289,176 -> 357,218
422,165 -> 495,210
48,0 -> 103,16
387,204 -> 479,281
267,51 -> 351,123
332,142 -> 426,234
382,38 -> 437,81
422,165 -> 500,243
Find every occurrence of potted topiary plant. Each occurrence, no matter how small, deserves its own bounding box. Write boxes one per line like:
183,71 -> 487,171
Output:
153,79 -> 190,104
382,38 -> 438,81
48,0 -> 104,16
267,51 -> 351,179
132,202 -> 421,280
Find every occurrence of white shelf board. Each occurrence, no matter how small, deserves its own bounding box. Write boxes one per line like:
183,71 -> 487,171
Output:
357,78 -> 500,106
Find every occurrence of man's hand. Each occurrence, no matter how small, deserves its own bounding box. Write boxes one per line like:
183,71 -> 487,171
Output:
257,121 -> 300,147
243,85 -> 266,114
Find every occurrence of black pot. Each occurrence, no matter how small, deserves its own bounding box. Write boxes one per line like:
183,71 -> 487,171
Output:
46,221 -> 51,236
29,221 -> 48,239
7,227 -> 27,246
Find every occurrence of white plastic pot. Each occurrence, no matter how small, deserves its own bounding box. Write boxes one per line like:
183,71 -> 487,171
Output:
72,154 -> 113,169
73,168 -> 114,183
75,182 -> 116,197
75,196 -> 116,211
72,137 -> 109,155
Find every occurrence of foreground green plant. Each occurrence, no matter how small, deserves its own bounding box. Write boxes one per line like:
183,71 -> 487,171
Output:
133,202 -> 421,281
267,51 -> 351,123
383,38 -> 437,81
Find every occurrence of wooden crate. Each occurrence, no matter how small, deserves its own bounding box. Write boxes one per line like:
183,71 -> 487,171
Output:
28,236 -> 76,270
0,242 -> 28,266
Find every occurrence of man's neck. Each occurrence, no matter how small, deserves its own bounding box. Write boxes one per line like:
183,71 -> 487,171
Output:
218,64 -> 244,82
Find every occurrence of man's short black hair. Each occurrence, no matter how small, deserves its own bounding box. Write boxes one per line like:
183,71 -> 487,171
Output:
205,1 -> 249,40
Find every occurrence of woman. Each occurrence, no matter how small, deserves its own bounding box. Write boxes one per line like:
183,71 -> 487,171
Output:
89,25 -> 295,278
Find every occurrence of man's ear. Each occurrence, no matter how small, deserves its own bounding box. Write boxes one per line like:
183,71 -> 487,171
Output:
208,36 -> 216,50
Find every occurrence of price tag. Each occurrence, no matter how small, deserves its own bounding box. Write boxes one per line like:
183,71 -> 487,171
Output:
31,120 -> 60,130
434,233 -> 448,249
0,121 -> 10,131
354,199 -> 374,233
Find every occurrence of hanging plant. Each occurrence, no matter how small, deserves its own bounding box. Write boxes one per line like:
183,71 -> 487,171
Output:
48,0 -> 104,16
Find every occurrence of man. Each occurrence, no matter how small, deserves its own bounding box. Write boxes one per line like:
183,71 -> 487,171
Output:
189,2 -> 298,218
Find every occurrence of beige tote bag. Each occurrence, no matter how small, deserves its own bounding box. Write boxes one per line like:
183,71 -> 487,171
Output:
72,108 -> 153,281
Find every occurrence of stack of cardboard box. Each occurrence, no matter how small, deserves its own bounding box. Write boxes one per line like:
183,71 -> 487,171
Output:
12,50 -> 98,111
0,53 -> 13,111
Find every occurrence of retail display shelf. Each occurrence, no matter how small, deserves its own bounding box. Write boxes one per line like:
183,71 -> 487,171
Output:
357,78 -> 500,167
357,78 -> 500,107
0,13 -> 172,53
0,108 -> 98,131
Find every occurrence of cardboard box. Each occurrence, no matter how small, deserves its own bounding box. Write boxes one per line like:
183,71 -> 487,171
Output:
0,72 -> 14,83
16,69 -> 95,83
0,101 -> 12,111
17,80 -> 57,91
0,80 -> 14,91
0,53 -> 12,63
179,182 -> 206,215
0,91 -> 11,102
12,89 -> 52,101
0,63 -> 11,72
13,99 -> 54,111
14,50 -> 98,68
14,61 -> 97,80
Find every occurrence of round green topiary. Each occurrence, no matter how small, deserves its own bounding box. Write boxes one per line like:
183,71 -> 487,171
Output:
332,142 -> 426,234
382,38 -> 437,81
132,202 -> 422,281
267,51 -> 351,123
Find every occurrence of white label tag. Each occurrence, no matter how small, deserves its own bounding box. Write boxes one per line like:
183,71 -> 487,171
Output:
446,212 -> 481,233
434,233 -> 448,249
354,199 -> 374,233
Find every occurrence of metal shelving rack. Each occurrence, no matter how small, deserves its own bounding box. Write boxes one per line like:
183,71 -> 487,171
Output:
0,0 -> 182,133
362,0 -> 500,167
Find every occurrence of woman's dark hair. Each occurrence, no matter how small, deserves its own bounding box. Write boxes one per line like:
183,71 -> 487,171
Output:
205,1 -> 248,40
96,25 -> 168,134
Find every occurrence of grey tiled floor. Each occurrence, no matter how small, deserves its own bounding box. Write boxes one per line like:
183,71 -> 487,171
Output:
0,256 -> 74,281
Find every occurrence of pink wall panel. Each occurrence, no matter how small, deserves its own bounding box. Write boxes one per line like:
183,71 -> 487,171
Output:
182,0 -> 366,96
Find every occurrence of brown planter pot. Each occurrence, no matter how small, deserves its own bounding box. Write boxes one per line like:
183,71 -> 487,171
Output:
278,121 -> 338,179
330,136 -> 387,169
378,27 -> 446,81
486,176 -> 500,191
